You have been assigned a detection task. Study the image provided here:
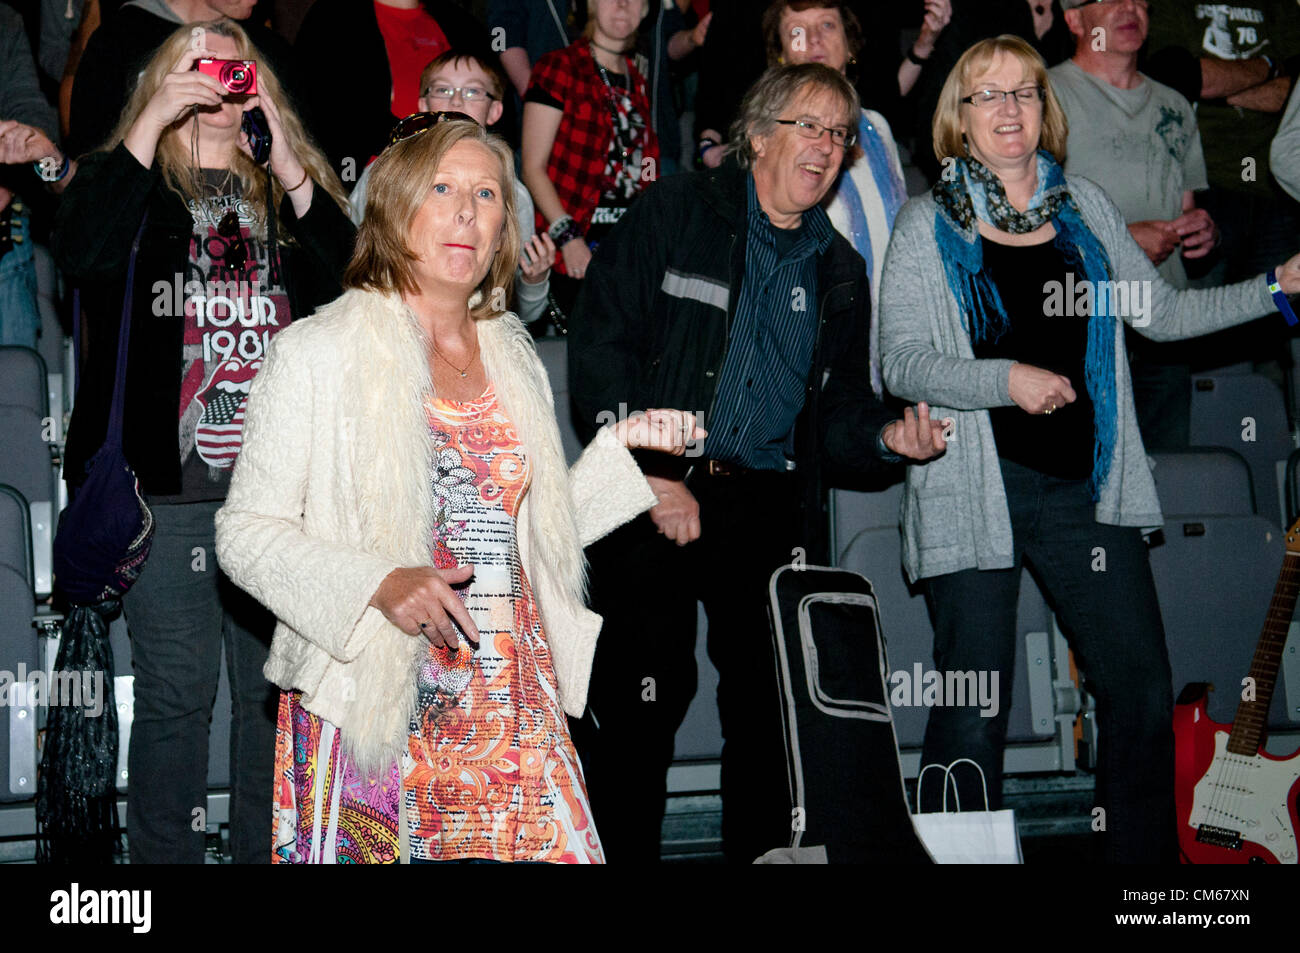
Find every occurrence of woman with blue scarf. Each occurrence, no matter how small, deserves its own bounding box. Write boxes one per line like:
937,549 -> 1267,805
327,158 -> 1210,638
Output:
879,35 -> 1300,863
763,0 -> 909,397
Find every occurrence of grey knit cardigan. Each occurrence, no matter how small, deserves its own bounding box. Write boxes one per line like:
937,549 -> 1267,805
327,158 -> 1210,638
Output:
878,174 -> 1276,584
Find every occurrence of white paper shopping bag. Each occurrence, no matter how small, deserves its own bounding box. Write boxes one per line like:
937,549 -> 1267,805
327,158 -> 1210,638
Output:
911,758 -> 1024,864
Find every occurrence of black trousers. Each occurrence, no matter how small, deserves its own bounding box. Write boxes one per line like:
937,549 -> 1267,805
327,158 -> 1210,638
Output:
919,458 -> 1178,863
572,469 -> 801,863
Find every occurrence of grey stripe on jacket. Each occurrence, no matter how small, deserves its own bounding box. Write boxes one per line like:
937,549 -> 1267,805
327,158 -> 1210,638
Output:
879,173 -> 1275,584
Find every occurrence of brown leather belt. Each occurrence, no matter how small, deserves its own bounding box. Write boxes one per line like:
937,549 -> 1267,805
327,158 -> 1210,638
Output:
705,458 -> 743,477
693,458 -> 794,479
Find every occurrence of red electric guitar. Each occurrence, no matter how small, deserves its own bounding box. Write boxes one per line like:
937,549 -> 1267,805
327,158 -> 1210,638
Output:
1174,517 -> 1300,863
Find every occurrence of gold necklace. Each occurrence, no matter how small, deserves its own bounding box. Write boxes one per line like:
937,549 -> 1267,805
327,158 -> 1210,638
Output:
431,334 -> 478,378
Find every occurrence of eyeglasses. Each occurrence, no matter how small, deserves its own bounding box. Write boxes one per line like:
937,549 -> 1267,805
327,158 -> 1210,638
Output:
773,118 -> 857,148
216,209 -> 247,272
422,85 -> 496,103
387,110 -> 479,147
960,86 -> 1046,107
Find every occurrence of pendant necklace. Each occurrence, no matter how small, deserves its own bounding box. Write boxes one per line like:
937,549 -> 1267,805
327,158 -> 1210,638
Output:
431,335 -> 478,378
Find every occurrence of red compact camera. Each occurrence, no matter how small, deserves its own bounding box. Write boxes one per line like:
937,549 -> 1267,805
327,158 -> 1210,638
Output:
195,58 -> 258,95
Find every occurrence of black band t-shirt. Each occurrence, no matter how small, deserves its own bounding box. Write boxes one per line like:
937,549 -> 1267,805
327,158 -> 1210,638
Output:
151,170 -> 290,504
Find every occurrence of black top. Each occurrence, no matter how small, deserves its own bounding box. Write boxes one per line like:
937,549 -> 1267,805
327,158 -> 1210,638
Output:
770,219 -> 806,258
972,236 -> 1095,480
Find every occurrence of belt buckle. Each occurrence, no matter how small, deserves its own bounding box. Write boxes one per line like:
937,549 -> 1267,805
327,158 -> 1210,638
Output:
707,459 -> 735,477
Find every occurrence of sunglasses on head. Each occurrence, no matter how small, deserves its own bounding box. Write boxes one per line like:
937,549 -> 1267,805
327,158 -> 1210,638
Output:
216,209 -> 248,272
387,111 -> 479,147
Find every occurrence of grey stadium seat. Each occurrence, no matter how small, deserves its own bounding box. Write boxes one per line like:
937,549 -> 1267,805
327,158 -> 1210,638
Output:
0,346 -> 48,419
1150,448 -> 1256,517
671,603 -> 724,762
0,407 -> 58,597
534,337 -> 585,465
1190,374 -> 1292,526
831,486 -> 1059,749
1285,448 -> 1300,527
537,338 -> 728,766
0,485 -> 38,802
1147,513 -> 1296,731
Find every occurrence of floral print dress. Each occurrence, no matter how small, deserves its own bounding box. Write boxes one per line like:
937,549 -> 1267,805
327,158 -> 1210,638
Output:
269,385 -> 604,863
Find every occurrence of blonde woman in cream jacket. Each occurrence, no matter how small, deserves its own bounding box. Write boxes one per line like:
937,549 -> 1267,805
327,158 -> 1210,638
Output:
214,116 -> 701,864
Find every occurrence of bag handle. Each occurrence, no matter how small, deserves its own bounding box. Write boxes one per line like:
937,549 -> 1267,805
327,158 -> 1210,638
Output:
915,758 -> 991,814
915,762 -> 962,815
941,758 -> 990,813
103,213 -> 149,449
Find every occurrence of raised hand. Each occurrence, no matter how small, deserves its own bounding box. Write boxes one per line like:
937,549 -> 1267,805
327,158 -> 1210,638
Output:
520,232 -> 556,284
124,45 -> 225,166
614,408 -> 707,456
881,402 -> 947,461
1273,249 -> 1300,294
0,120 -> 59,166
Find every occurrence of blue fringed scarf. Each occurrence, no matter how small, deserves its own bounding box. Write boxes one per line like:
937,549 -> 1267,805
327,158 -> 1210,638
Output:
932,150 -> 1118,498
837,111 -> 908,397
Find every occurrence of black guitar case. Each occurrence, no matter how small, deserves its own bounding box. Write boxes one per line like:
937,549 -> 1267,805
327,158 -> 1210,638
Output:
767,564 -> 933,863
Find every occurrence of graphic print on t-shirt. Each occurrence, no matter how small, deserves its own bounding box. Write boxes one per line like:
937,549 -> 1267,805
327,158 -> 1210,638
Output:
192,358 -> 261,467
1198,5 -> 1269,59
176,177 -> 289,492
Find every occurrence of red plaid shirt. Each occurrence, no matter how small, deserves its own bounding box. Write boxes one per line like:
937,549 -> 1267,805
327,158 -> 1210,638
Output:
526,40 -> 659,275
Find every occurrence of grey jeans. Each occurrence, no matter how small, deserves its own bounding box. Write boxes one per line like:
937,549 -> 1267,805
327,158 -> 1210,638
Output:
121,500 -> 277,863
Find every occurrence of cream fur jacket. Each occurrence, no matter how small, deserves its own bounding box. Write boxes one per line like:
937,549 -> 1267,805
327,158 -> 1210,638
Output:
214,288 -> 657,774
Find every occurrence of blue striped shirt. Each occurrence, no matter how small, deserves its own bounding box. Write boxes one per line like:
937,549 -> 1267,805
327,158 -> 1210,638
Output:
705,175 -> 833,470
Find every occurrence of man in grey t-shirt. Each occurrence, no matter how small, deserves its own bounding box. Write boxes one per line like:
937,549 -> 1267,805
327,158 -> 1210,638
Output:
1053,1 -> 1216,287
1051,0 -> 1219,448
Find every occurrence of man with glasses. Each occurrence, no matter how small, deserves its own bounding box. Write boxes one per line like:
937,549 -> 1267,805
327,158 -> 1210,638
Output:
348,50 -> 556,327
567,63 -> 945,863
1050,0 -> 1215,449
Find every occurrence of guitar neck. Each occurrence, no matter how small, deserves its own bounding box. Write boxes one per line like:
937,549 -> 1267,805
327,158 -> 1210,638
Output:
1227,550 -> 1300,755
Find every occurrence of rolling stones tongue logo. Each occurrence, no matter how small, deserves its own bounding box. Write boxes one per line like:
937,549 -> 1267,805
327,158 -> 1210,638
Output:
194,359 -> 259,468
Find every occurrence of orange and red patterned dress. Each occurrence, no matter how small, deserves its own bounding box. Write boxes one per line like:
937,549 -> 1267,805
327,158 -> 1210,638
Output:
269,385 -> 604,863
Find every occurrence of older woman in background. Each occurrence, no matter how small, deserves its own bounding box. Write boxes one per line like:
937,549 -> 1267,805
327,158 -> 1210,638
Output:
216,115 -> 701,863
878,35 -> 1300,863
763,0 -> 909,395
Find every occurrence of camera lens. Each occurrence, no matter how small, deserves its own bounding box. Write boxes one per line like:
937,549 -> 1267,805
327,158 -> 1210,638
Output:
220,61 -> 253,93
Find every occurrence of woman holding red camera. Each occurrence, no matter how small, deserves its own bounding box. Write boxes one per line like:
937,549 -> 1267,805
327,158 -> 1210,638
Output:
51,19 -> 353,864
